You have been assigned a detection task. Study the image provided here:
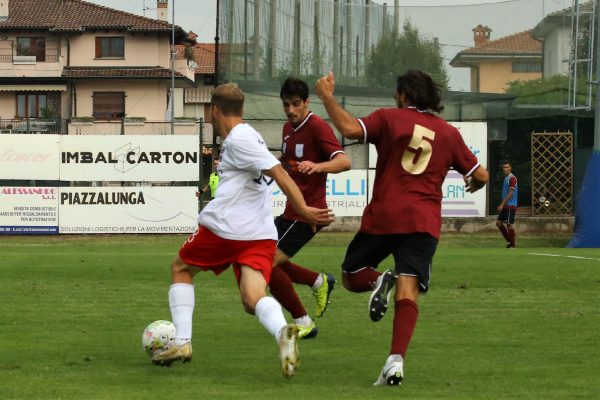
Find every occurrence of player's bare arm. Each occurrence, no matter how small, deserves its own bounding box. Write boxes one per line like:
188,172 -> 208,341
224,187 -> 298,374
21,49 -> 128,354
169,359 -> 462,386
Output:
315,72 -> 363,140
297,153 -> 351,175
264,164 -> 335,227
463,165 -> 489,193
497,187 -> 514,212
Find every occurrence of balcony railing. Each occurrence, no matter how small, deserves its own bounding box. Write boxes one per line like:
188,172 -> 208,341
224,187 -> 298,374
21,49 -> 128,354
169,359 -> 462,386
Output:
0,54 -> 60,63
0,118 -> 212,138
0,118 -> 64,134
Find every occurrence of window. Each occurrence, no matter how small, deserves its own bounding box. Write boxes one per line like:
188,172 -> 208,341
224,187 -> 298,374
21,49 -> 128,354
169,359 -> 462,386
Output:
16,37 -> 46,61
512,62 -> 542,73
93,92 -> 125,120
95,37 -> 125,58
16,93 -> 47,118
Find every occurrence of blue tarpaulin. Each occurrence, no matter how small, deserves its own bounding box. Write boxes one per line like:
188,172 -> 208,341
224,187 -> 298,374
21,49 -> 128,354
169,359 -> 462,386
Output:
567,153 -> 600,248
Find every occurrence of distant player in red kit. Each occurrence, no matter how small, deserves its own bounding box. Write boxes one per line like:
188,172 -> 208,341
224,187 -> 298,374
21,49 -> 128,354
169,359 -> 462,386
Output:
316,70 -> 489,386
270,77 -> 351,339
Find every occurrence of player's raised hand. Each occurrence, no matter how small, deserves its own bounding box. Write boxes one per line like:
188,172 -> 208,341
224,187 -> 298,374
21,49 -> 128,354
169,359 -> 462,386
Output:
315,71 -> 335,99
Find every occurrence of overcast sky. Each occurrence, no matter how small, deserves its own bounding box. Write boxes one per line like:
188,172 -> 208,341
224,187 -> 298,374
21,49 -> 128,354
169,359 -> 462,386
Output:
88,0 -> 573,90
87,0 -> 571,43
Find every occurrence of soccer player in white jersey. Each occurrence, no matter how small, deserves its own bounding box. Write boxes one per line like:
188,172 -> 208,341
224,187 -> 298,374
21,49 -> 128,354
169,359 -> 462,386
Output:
152,83 -> 334,379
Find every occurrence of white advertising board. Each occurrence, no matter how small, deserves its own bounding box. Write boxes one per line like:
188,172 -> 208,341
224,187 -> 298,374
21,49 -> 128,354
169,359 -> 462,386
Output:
59,186 -> 198,234
272,169 -> 368,217
0,135 -> 200,181
60,136 -> 200,181
367,121 -> 488,217
0,135 -> 60,180
0,187 -> 59,234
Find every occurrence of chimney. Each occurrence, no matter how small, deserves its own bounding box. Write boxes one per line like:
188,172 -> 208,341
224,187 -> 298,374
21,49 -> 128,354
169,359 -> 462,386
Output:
157,0 -> 168,22
473,24 -> 491,47
0,0 -> 8,21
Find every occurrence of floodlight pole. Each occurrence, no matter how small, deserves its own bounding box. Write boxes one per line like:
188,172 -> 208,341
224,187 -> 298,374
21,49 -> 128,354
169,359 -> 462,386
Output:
170,0 -> 175,135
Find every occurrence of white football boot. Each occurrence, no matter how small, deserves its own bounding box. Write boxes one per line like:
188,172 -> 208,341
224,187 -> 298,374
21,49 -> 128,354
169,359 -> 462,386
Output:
373,354 -> 404,386
278,324 -> 300,379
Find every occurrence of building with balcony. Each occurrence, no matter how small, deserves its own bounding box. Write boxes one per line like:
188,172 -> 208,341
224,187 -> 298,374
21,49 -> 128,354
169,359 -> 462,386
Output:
0,0 -> 195,134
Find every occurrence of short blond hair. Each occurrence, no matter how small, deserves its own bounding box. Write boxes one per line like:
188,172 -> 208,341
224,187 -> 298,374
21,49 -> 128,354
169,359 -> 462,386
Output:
211,83 -> 244,116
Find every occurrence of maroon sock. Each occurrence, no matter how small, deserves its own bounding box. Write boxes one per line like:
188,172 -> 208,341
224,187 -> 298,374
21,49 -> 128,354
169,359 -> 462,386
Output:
390,299 -> 419,357
279,261 -> 319,287
269,267 -> 307,319
498,225 -> 510,243
508,228 -> 516,247
343,268 -> 381,292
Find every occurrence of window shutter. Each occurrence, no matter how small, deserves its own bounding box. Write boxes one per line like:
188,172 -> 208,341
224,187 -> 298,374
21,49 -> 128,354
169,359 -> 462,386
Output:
95,38 -> 101,58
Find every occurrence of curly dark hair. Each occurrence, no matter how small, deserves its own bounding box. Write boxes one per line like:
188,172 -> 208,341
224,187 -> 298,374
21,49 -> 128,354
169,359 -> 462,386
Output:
396,70 -> 444,113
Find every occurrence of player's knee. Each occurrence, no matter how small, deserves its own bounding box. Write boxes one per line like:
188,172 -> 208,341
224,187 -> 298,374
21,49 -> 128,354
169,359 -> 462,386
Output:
496,220 -> 504,228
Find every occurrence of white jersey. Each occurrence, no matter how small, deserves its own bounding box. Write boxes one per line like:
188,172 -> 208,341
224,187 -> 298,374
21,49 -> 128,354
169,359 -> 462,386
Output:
198,123 -> 280,240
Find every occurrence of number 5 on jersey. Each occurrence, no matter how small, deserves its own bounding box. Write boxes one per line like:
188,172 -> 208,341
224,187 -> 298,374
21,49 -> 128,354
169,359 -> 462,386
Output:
401,124 -> 435,175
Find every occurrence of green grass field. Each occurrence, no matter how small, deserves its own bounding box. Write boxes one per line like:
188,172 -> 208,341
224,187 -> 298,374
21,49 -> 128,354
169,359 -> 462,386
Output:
1,232 -> 599,399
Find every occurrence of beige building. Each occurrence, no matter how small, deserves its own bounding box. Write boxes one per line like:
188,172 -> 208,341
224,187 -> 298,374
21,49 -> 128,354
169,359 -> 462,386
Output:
450,25 -> 542,93
0,0 -> 195,133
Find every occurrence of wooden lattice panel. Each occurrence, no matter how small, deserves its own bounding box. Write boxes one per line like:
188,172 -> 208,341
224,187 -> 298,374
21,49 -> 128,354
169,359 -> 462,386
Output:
47,92 -> 61,118
531,132 -> 573,216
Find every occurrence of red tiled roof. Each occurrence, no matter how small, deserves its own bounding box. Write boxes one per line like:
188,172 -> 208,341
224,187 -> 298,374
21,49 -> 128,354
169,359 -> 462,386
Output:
194,43 -> 216,74
0,0 -> 184,34
62,66 -> 186,79
175,42 -> 254,75
176,43 -> 216,74
460,30 -> 541,56
451,29 -> 541,67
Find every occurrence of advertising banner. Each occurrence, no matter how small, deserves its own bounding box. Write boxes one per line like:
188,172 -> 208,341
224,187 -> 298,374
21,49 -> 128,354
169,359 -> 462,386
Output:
0,135 -> 60,180
60,136 -> 200,181
59,186 -> 198,234
0,187 -> 59,234
0,135 -> 200,181
272,169 -> 368,217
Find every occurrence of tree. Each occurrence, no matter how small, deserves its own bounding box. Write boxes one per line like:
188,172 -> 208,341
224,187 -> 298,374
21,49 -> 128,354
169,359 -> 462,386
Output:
366,20 -> 448,88
505,74 -> 594,106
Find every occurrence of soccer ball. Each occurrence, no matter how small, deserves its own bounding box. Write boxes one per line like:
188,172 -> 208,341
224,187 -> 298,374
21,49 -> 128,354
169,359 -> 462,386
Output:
142,320 -> 176,356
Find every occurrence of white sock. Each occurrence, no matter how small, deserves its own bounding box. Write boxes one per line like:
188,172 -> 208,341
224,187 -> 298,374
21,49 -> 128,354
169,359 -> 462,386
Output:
294,315 -> 313,327
312,273 -> 324,289
169,283 -> 195,345
255,296 -> 287,342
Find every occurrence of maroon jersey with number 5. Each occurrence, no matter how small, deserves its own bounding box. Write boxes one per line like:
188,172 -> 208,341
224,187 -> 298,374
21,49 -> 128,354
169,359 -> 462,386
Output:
280,112 -> 345,222
358,107 -> 480,239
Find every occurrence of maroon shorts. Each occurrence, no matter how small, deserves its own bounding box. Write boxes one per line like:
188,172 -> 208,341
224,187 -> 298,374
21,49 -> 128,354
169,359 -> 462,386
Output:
179,226 -> 276,284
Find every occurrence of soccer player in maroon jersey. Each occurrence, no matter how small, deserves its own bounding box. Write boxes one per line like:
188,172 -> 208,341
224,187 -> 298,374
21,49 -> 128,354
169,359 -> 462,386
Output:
315,70 -> 489,386
269,77 -> 351,339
